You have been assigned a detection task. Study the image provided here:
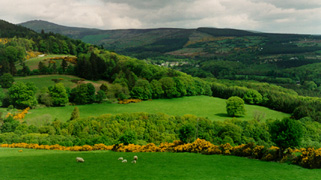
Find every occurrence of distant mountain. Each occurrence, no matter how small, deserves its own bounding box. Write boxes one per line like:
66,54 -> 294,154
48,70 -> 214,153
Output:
0,19 -> 37,38
20,20 -> 103,39
20,20 -> 321,60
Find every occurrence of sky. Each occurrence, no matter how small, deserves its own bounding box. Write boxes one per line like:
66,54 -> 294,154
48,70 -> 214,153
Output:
1,0 -> 321,34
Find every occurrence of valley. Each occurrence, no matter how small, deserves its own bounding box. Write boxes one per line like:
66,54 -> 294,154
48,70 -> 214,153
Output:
1,18 -> 321,179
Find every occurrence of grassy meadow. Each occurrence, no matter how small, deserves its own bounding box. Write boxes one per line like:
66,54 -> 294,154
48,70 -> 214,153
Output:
0,148 -> 319,180
16,54 -> 75,71
21,96 -> 289,125
15,75 -> 108,92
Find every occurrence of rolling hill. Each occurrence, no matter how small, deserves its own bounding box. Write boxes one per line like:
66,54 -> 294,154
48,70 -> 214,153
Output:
20,20 -> 321,60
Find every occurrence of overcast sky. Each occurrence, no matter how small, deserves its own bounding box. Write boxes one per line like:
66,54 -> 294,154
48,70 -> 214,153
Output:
1,0 -> 321,34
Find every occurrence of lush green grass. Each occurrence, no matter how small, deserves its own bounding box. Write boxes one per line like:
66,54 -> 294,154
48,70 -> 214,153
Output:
15,75 -> 81,90
0,148 -> 319,180
22,96 -> 289,124
17,54 -> 74,70
14,75 -> 107,92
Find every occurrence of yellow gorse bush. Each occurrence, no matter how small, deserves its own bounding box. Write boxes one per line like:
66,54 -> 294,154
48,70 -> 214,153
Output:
0,38 -> 10,44
118,99 -> 143,104
26,51 -> 42,59
6,107 -> 30,121
2,139 -> 321,168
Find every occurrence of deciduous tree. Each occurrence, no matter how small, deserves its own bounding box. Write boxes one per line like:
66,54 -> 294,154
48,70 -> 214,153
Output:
226,96 -> 245,117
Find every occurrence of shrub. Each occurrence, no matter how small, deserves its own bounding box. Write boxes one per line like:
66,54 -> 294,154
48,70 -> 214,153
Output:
178,124 -> 196,143
226,96 -> 245,117
118,130 -> 137,145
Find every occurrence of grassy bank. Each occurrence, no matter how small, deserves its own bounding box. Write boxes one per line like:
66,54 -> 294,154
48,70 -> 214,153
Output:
0,148 -> 319,180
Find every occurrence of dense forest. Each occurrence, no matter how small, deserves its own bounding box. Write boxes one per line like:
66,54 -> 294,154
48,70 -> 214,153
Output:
20,20 -> 321,98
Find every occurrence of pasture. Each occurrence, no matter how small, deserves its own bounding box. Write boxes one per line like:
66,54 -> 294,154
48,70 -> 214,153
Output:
0,148 -> 319,180
15,75 -> 108,91
16,54 -> 75,71
22,96 -> 289,124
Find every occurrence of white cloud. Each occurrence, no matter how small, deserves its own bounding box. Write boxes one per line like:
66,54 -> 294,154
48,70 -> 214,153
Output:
0,0 -> 320,34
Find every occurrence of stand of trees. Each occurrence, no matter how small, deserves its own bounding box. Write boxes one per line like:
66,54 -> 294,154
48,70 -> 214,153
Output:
0,112 -> 320,150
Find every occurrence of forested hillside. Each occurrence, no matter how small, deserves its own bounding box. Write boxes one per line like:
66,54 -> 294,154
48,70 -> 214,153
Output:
2,19 -> 321,170
1,19 -> 321,122
20,20 -> 321,97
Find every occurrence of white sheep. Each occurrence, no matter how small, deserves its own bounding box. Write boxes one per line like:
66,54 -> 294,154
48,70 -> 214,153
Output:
133,155 -> 138,160
131,160 -> 136,164
118,157 -> 124,161
122,159 -> 127,163
76,157 -> 84,163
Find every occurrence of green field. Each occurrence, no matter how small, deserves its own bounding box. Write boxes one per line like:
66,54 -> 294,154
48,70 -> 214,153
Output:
0,148 -> 319,180
22,96 -> 289,124
14,75 -> 107,92
15,75 -> 79,90
17,54 -> 74,71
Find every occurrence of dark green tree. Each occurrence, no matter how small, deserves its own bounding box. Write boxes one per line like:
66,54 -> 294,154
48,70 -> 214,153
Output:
179,124 -> 196,143
226,96 -> 245,117
159,77 -> 179,98
269,118 -> 303,157
87,83 -> 96,103
70,83 -> 96,104
48,83 -> 69,106
38,87 -> 53,107
150,80 -> 164,99
95,90 -> 107,103
8,81 -> 37,108
130,79 -> 152,100
0,73 -> 14,88
0,116 -> 19,133
61,59 -> 68,72
70,84 -> 88,104
70,107 -> 80,121
21,63 -> 31,76
118,130 -> 137,145
38,61 -> 48,74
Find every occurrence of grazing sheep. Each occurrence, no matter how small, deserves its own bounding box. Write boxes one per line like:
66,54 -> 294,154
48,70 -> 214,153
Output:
76,157 -> 84,163
131,160 -> 136,164
118,157 -> 124,161
122,159 -> 127,163
133,155 -> 138,160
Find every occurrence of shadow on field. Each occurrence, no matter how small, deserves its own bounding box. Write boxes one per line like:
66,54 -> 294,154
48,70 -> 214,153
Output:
215,113 -> 230,117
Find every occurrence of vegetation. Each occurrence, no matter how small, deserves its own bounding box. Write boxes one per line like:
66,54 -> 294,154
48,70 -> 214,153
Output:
8,82 -> 38,109
19,96 -> 289,123
226,96 -> 245,117
1,148 -> 320,180
1,18 -> 321,176
269,118 -> 303,157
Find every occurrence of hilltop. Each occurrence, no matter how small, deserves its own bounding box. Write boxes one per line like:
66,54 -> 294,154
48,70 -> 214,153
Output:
19,20 -> 321,97
20,20 -> 103,39
20,20 -> 321,60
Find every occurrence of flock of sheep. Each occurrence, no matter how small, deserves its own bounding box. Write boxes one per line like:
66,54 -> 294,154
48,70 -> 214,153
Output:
118,155 -> 138,163
76,155 -> 138,164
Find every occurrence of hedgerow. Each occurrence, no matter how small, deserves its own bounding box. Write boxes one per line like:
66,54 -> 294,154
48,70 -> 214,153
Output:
2,139 -> 321,169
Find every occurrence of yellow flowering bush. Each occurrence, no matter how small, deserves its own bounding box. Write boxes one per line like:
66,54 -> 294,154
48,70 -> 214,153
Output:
262,146 -> 279,161
220,143 -> 233,155
92,143 -> 113,151
118,99 -> 142,104
252,145 -> 266,159
295,147 -> 321,168
2,140 -> 321,169
26,51 -> 42,59
0,38 -> 10,44
6,107 -> 30,122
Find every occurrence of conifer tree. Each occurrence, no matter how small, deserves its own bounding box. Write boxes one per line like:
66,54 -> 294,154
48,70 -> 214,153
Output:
70,107 -> 80,121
